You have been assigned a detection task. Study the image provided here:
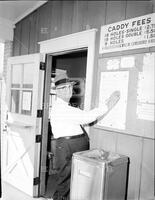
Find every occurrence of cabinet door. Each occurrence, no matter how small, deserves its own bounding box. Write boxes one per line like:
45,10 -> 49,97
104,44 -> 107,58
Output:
3,54 -> 45,197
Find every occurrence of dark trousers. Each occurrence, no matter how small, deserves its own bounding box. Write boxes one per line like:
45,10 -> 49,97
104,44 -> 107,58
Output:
53,134 -> 89,200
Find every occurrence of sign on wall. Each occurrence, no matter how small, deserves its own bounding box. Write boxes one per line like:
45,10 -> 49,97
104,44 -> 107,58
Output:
99,13 -> 155,54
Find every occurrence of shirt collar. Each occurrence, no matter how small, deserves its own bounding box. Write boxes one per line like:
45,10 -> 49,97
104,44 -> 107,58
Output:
55,97 -> 69,106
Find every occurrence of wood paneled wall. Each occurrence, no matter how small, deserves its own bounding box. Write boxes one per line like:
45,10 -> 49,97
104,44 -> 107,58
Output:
90,129 -> 154,200
12,1 -> 155,200
13,0 -> 154,56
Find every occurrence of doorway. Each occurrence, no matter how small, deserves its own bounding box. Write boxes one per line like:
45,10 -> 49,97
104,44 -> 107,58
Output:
44,49 -> 87,198
53,50 -> 87,109
39,29 -> 97,197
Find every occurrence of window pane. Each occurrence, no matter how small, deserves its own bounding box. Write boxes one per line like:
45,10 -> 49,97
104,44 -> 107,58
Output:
10,90 -> 20,113
23,63 -> 34,88
21,91 -> 32,115
11,64 -> 22,88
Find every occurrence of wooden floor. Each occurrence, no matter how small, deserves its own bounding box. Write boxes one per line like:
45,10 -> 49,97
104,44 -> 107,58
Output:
0,181 -> 52,200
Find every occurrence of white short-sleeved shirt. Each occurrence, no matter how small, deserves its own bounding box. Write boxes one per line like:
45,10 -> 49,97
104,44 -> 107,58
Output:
50,97 -> 108,138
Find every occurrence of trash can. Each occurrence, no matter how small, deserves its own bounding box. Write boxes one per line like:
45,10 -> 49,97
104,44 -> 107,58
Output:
70,149 -> 129,200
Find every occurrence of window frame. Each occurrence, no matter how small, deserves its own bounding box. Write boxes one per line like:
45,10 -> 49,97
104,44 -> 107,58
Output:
9,63 -> 34,116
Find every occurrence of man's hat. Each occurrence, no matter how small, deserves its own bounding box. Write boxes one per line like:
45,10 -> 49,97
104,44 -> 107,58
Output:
54,69 -> 76,89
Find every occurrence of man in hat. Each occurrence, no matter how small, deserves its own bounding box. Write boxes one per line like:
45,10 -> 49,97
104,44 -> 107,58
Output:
50,72 -> 120,200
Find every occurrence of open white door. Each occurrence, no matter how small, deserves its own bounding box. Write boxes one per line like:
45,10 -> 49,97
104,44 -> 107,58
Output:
3,54 -> 45,197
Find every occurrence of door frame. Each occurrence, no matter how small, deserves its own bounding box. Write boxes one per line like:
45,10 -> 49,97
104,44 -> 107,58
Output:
38,29 -> 97,195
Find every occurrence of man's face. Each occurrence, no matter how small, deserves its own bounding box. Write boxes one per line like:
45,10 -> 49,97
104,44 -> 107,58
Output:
56,83 -> 73,102
65,83 -> 73,99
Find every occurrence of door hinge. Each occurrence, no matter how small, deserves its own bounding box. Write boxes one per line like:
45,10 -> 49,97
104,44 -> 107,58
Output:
40,62 -> 46,70
37,109 -> 43,118
33,177 -> 40,186
36,135 -> 42,143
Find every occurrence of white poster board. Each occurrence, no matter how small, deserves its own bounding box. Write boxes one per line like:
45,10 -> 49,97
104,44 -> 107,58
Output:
137,53 -> 155,121
100,13 -> 155,53
97,71 -> 129,130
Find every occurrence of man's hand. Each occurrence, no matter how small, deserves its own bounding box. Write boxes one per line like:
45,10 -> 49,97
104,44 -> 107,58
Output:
105,91 -> 120,111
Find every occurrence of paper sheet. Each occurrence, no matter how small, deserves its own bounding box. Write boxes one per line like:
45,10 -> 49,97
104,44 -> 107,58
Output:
120,56 -> 135,69
137,53 -> 155,121
107,59 -> 120,70
137,103 -> 154,121
22,91 -> 32,111
106,56 -> 135,70
98,71 -> 129,130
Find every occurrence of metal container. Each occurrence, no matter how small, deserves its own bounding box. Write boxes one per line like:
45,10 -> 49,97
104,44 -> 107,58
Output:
70,149 -> 129,200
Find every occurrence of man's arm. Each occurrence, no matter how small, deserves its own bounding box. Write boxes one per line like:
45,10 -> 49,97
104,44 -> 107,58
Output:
70,90 -> 121,125
96,90 -> 120,122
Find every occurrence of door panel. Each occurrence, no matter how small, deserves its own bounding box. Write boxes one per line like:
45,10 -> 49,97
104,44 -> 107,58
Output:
5,126 -> 35,195
3,54 -> 45,197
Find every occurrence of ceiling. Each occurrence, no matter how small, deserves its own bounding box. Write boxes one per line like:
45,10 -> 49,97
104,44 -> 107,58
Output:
0,1 -> 47,24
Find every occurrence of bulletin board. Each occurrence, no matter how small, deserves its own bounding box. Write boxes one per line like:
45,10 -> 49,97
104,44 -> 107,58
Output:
96,52 -> 155,139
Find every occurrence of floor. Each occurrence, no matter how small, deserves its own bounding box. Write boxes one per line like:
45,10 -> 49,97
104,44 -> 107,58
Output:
0,181 -> 52,200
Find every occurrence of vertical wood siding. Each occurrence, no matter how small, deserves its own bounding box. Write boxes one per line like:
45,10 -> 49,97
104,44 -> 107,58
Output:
139,138 -> 154,200
85,1 -> 107,28
126,0 -> 153,19
106,0 -> 126,24
20,18 -> 30,55
13,0 -> 154,56
61,1 -> 74,35
72,1 -> 88,32
29,11 -> 38,54
12,1 -> 154,200
13,22 -> 21,56
49,1 -> 63,38
37,3 -> 52,43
